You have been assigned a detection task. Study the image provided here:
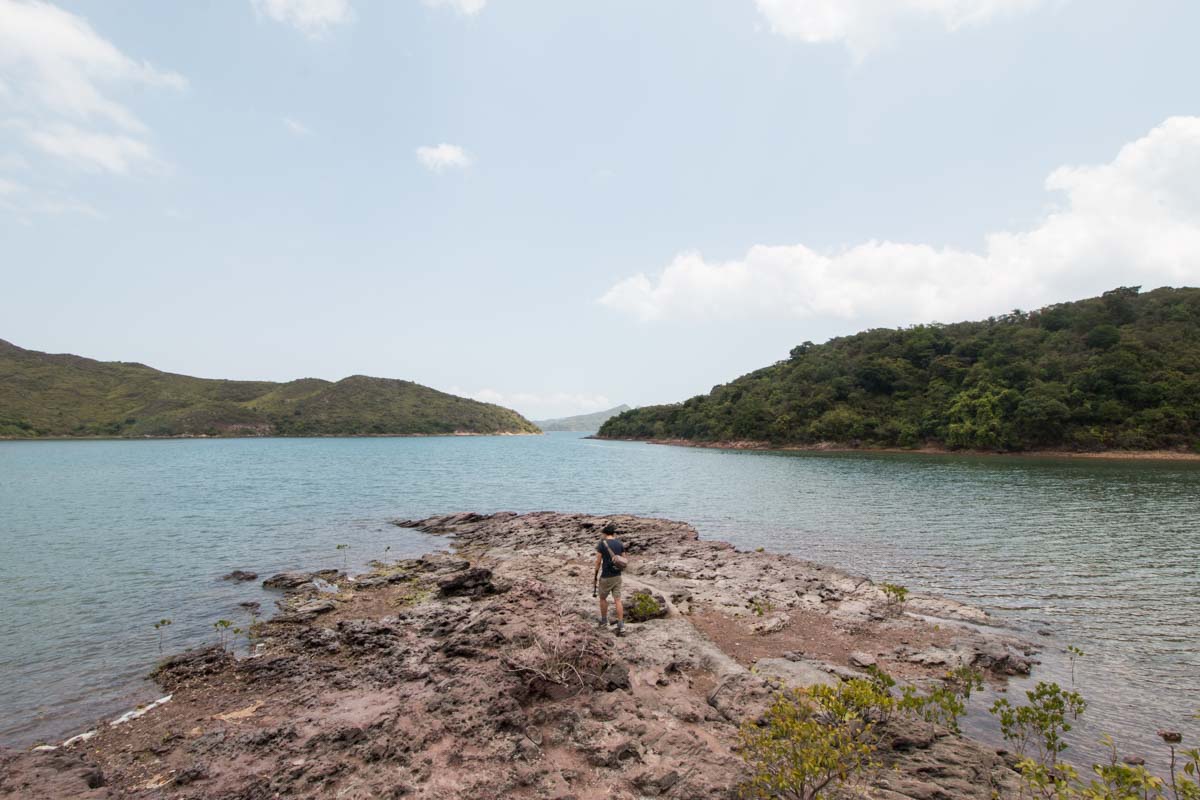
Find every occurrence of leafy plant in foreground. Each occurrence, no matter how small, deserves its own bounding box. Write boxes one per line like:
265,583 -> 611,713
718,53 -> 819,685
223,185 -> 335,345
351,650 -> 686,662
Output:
991,681 -> 1086,768
897,666 -> 985,734
738,685 -> 880,800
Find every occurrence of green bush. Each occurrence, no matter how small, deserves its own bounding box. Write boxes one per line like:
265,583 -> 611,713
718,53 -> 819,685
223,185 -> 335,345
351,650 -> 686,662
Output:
598,286 -> 1200,453
738,685 -> 881,800
627,591 -> 666,622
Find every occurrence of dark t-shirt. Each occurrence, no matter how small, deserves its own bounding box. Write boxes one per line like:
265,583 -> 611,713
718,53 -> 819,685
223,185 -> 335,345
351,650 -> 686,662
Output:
596,538 -> 625,578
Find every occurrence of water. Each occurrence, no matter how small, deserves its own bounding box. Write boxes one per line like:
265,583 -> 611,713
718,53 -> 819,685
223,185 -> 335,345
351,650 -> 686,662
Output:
1,433 -> 1197,769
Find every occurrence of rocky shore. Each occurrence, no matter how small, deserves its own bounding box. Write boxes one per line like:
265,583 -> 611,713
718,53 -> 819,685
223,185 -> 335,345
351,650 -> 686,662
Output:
0,512 -> 1042,799
592,436 -> 1200,461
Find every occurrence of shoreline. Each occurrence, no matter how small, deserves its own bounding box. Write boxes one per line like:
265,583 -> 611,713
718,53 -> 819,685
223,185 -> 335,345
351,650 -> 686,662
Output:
0,430 -> 543,443
0,511 -> 1043,798
590,436 -> 1200,462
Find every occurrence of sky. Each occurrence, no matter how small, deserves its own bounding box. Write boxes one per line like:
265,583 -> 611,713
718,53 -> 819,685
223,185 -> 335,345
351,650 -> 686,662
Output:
2,0 -> 1200,420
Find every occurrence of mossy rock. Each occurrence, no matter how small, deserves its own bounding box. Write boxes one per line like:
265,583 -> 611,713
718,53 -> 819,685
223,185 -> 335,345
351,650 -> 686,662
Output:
627,590 -> 669,623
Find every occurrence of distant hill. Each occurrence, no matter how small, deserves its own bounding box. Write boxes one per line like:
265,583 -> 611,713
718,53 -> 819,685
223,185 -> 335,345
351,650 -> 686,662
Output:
598,287 -> 1200,453
0,340 -> 540,438
534,404 -> 631,432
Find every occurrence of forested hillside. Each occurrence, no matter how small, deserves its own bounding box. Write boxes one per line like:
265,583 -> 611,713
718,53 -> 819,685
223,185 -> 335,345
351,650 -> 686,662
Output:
599,287 -> 1200,452
0,341 -> 540,438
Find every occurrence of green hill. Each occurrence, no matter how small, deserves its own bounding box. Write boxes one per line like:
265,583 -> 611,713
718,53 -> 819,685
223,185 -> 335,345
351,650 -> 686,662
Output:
0,340 -> 541,438
598,286 -> 1200,453
534,405 -> 631,432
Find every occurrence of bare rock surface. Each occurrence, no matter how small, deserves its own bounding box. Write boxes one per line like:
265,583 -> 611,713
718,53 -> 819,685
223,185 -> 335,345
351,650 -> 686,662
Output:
0,511 -> 1035,799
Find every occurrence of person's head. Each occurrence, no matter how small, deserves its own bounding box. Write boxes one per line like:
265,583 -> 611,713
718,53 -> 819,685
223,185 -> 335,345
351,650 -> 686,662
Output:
601,522 -> 618,538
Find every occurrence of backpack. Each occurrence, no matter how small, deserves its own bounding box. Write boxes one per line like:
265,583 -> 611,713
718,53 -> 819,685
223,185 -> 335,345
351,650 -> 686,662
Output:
601,538 -> 628,572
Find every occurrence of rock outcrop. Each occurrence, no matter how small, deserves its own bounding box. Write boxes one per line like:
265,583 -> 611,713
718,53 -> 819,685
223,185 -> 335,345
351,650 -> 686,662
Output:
0,512 -> 1036,799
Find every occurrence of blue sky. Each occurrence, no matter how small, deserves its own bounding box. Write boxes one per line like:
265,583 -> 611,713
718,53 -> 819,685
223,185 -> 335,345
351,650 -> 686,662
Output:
2,0 -> 1199,419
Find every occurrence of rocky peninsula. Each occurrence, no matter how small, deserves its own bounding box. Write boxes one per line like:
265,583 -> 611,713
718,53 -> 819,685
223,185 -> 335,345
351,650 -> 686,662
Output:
0,512 -> 1042,799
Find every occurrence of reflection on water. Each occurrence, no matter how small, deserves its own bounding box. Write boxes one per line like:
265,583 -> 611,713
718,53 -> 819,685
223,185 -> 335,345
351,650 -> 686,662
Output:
1,433 -> 1197,769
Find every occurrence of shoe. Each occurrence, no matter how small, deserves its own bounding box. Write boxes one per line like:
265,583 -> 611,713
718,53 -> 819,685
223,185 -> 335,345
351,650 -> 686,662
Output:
597,617 -> 609,628
615,622 -> 625,637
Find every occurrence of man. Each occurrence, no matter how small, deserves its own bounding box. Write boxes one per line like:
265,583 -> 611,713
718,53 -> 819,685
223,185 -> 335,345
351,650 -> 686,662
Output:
593,522 -> 625,636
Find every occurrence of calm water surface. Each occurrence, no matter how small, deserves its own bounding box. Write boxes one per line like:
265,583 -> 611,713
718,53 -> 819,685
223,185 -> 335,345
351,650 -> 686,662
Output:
1,433 -> 1197,768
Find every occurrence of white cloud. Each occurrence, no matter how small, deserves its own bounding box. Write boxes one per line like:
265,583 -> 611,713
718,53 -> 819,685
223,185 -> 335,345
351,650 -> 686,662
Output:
754,0 -> 1045,58
416,143 -> 472,172
423,0 -> 487,16
600,116 -> 1200,327
0,0 -> 182,179
0,0 -> 185,130
451,387 -> 613,420
251,0 -> 353,36
283,116 -> 312,136
25,124 -> 158,174
0,175 -> 24,195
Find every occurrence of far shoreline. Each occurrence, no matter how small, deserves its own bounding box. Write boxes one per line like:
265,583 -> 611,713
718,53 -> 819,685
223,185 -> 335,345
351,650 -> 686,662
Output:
0,430 -> 543,443
588,435 -> 1200,462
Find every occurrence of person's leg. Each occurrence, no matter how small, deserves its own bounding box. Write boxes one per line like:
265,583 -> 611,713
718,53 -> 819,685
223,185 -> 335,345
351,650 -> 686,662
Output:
598,593 -> 609,625
613,578 -> 625,635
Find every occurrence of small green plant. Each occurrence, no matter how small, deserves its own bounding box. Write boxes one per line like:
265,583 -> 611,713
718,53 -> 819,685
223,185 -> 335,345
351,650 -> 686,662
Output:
990,681 -> 1086,768
880,583 -> 909,606
897,666 -> 984,734
1067,645 -> 1085,688
809,678 -> 895,730
153,618 -> 172,654
738,686 -> 879,800
245,605 -> 261,652
749,596 -> 774,617
336,543 -> 350,570
993,682 -> 1200,800
627,591 -> 664,623
213,619 -> 233,650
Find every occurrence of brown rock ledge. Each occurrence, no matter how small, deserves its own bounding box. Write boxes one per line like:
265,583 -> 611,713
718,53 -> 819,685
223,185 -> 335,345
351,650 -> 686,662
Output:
0,512 -> 1036,799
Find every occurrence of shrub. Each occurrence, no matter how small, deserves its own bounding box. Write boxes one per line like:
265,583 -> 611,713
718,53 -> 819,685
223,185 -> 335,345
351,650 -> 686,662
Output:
627,591 -> 666,623
739,686 -> 878,800
990,681 -> 1086,768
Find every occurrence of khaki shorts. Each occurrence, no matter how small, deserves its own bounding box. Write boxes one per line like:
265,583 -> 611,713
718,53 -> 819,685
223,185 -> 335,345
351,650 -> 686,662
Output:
597,575 -> 622,600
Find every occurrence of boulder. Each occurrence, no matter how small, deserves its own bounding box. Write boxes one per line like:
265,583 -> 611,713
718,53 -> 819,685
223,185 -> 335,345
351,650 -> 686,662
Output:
850,651 -> 878,668
437,567 -> 500,597
295,599 -> 336,616
222,570 -> 258,582
751,612 -> 790,635
633,767 -> 681,796
626,590 -> 669,623
151,645 -> 233,690
263,570 -> 340,590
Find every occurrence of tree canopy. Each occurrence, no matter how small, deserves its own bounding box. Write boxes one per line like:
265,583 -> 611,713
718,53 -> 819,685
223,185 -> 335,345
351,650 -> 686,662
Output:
599,287 -> 1200,453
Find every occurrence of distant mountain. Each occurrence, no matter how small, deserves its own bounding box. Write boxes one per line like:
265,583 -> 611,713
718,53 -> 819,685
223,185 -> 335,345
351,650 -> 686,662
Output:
534,404 -> 631,432
0,340 -> 540,438
599,287 -> 1200,453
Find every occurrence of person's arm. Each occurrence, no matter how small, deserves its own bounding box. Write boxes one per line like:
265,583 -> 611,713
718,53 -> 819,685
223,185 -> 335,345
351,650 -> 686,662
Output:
593,550 -> 603,586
